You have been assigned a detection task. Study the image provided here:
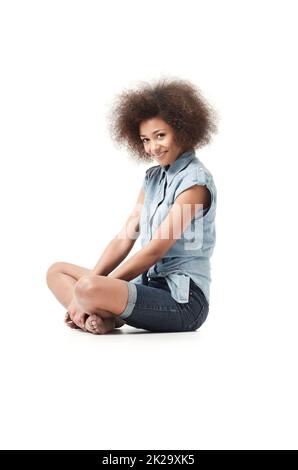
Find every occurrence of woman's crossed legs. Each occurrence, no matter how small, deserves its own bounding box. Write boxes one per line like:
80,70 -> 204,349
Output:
46,261 -> 128,334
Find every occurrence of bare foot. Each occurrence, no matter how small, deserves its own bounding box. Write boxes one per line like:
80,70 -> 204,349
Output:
115,317 -> 126,328
64,311 -> 80,329
64,311 -> 125,332
85,314 -> 116,335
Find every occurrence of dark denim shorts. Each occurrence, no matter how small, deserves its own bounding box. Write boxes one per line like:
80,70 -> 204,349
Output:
119,273 -> 209,332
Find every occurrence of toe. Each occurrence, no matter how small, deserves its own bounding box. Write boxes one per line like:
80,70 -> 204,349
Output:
85,315 -> 101,334
84,316 -> 95,333
91,315 -> 104,334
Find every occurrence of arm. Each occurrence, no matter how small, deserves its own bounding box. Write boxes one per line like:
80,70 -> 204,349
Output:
90,186 -> 144,276
108,245 -> 163,281
109,184 -> 211,281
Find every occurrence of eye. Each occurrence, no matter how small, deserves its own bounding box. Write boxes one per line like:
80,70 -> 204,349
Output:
141,133 -> 165,144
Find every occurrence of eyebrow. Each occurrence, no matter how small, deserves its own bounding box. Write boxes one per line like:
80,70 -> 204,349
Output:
139,128 -> 166,137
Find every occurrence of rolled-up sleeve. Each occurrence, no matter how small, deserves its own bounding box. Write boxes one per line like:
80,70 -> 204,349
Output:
173,167 -> 216,209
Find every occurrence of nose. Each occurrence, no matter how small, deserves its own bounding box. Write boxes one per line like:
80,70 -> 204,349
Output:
151,144 -> 162,155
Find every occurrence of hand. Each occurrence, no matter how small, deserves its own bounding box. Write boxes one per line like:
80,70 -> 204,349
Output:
65,298 -> 88,331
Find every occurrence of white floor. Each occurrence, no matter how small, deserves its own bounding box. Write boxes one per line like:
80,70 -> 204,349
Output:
1,274 -> 297,450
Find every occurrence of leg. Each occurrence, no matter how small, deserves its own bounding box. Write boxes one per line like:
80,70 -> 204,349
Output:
122,278 -> 208,333
46,261 -> 90,309
73,274 -> 132,318
46,262 -> 125,331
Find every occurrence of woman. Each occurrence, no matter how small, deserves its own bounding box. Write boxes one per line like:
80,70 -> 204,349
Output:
46,77 -> 218,334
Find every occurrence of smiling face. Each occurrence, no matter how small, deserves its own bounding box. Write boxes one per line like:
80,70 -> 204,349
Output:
139,116 -> 185,166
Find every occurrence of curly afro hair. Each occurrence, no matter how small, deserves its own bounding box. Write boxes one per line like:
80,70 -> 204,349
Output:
106,76 -> 219,164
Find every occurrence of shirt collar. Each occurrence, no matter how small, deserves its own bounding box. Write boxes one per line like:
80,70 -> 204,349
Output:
158,148 -> 196,186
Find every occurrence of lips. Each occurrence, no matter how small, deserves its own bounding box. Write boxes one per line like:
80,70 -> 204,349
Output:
155,151 -> 167,159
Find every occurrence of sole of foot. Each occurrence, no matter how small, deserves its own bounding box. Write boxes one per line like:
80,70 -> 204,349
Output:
85,314 -> 116,334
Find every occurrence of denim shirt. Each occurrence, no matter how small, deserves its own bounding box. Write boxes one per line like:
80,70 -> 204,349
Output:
132,148 -> 217,304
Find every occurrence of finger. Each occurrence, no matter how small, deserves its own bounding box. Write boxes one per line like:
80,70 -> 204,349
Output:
66,320 -> 79,329
74,313 -> 87,330
69,311 -> 76,321
79,314 -> 88,331
65,312 -> 71,323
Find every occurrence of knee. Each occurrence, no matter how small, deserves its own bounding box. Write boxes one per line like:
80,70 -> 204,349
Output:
46,261 -> 66,285
73,274 -> 98,299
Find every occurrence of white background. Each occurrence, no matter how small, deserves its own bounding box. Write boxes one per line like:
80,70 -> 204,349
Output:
0,0 -> 297,450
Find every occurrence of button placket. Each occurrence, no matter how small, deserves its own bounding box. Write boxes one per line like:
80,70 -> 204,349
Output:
148,172 -> 168,239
